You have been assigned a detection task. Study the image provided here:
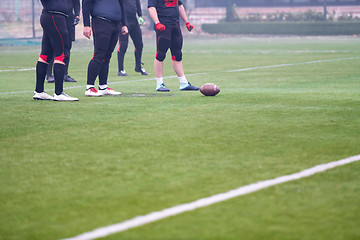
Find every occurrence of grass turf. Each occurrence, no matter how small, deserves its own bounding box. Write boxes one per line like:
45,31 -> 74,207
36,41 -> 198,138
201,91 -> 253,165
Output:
0,35 -> 359,240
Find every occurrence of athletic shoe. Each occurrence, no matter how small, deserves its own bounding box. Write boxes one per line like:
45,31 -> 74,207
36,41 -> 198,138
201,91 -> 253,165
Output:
64,75 -> 77,82
135,67 -> 148,75
98,87 -> 121,96
85,87 -> 102,97
156,83 -> 170,92
118,70 -> 128,76
180,82 -> 200,91
33,91 -> 54,100
53,92 -> 78,101
46,74 -> 55,83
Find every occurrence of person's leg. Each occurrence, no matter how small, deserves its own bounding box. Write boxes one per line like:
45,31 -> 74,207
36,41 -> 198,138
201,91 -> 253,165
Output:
86,19 -> 111,88
63,18 -> 76,82
117,23 -> 129,75
46,57 -> 54,83
154,27 -> 171,91
35,33 -> 52,96
98,22 -> 121,96
130,23 -> 147,75
47,14 -> 70,95
170,25 -> 199,91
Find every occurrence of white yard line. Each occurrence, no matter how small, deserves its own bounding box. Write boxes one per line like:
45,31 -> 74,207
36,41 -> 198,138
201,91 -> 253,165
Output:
1,57 -> 359,95
62,154 -> 360,240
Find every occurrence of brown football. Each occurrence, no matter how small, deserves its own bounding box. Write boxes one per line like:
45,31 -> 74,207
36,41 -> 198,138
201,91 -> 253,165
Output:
200,83 -> 220,96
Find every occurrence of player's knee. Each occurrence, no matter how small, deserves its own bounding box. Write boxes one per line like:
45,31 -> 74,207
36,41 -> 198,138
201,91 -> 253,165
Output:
135,43 -> 143,52
39,54 -> 48,64
54,53 -> 66,65
171,51 -> 182,62
156,51 -> 166,62
92,52 -> 106,64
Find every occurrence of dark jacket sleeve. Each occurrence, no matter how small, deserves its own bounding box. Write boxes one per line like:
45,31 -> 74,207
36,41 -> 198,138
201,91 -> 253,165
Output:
119,0 -> 128,26
73,0 -> 80,16
82,0 -> 92,26
136,0 -> 142,17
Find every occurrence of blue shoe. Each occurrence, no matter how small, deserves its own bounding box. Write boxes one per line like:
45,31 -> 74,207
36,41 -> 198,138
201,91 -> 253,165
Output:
156,83 -> 170,92
180,82 -> 200,91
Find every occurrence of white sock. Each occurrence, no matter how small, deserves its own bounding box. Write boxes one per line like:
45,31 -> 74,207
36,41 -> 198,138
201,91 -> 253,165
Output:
178,75 -> 188,84
99,84 -> 108,90
156,78 -> 163,86
86,85 -> 95,90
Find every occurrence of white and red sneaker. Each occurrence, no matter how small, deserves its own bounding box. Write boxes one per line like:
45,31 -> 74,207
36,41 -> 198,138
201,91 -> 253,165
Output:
98,87 -> 121,96
85,87 -> 102,97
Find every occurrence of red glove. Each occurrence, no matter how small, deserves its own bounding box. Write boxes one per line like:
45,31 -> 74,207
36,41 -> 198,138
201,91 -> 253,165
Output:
156,22 -> 166,32
186,22 -> 194,32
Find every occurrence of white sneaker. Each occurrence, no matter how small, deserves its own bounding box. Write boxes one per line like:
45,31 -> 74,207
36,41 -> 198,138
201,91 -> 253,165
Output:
98,87 -> 121,96
85,87 -> 102,97
53,92 -> 78,101
33,91 -> 53,100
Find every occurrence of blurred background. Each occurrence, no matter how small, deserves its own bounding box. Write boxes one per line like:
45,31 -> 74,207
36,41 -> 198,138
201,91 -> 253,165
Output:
0,0 -> 360,43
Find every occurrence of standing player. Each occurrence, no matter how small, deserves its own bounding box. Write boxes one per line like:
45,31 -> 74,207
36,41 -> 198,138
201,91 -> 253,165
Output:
148,0 -> 199,92
117,0 -> 148,77
82,0 -> 128,97
33,0 -> 79,101
46,0 -> 80,83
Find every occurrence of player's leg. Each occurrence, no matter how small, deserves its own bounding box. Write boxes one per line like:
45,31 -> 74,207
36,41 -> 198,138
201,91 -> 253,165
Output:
98,22 -> 121,96
46,57 -> 55,83
48,14 -> 77,100
117,23 -> 129,76
34,24 -> 53,100
170,25 -> 199,91
85,18 -> 111,97
63,16 -> 77,82
154,27 -> 171,91
130,23 -> 148,75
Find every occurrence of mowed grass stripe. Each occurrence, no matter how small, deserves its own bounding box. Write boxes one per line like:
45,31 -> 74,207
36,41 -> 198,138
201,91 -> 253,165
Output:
63,154 -> 360,240
1,56 -> 359,95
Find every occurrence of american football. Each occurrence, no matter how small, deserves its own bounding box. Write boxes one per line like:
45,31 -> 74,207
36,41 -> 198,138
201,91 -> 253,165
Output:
200,83 -> 220,96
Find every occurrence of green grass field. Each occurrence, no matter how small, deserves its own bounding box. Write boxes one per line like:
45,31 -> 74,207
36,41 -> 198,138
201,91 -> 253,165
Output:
1,35 -> 360,240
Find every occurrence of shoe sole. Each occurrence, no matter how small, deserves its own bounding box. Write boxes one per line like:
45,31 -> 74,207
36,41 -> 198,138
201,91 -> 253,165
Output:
33,97 -> 53,100
53,99 -> 78,101
85,95 -> 102,97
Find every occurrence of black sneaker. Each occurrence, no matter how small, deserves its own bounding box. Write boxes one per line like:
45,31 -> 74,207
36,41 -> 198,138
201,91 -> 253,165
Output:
64,75 -> 77,82
118,70 -> 128,76
180,82 -> 200,91
46,74 -> 55,83
135,67 -> 148,75
156,83 -> 170,92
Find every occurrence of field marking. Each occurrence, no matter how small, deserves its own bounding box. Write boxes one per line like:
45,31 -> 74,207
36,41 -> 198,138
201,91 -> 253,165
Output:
0,67 -> 36,73
62,154 -> 360,240
1,57 -> 360,95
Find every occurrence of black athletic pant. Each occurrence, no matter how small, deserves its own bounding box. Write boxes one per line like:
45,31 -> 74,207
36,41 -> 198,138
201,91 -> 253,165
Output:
36,12 -> 69,95
47,14 -> 75,76
87,17 -> 120,85
117,21 -> 143,71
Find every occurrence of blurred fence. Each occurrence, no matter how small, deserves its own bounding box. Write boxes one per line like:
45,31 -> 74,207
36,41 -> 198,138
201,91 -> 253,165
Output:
0,0 -> 42,39
1,0 -> 360,40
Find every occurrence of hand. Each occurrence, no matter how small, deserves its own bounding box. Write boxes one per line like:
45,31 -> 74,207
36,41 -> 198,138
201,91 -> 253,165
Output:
138,16 -> 145,26
156,22 -> 166,32
83,26 -> 91,39
186,22 -> 194,32
121,25 -> 128,35
73,16 -> 80,26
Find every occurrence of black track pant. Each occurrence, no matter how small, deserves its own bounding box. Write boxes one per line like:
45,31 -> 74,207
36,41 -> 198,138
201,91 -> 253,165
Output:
47,15 -> 75,76
87,18 -> 120,85
36,12 -> 69,94
117,21 -> 143,71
